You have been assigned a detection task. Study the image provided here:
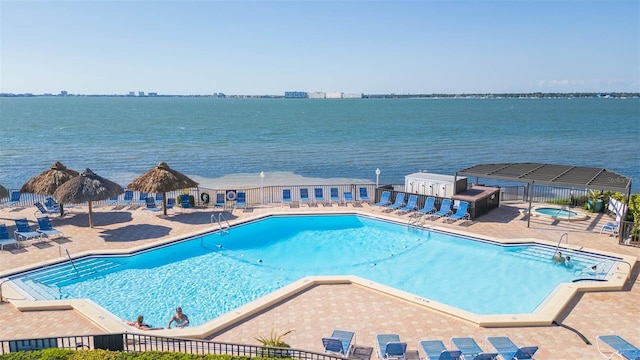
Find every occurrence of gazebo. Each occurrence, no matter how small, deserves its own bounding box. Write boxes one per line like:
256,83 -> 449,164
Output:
455,163 -> 632,239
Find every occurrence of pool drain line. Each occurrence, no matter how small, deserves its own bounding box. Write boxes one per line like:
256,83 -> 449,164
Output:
552,321 -> 591,345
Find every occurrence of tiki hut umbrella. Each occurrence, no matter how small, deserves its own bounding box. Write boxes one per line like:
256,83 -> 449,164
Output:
0,184 -> 9,199
53,168 -> 124,228
127,162 -> 198,215
21,161 -> 80,215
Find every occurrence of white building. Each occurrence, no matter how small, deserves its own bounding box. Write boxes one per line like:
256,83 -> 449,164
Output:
404,172 -> 467,198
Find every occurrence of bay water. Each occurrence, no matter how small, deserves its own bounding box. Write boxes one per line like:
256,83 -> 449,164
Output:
1,97 -> 638,192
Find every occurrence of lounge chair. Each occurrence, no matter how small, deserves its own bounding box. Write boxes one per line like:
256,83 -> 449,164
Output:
0,223 -> 19,251
486,336 -> 538,360
3,191 -> 20,207
136,192 -> 148,205
419,340 -> 462,360
36,216 -> 63,239
214,193 -> 226,209
44,197 -> 61,213
600,221 -> 619,235
330,187 -> 340,205
445,201 -> 470,223
414,197 -> 436,216
596,335 -> 640,360
343,191 -> 354,206
154,193 -> 164,206
376,333 -> 407,360
104,195 -> 119,206
430,199 -> 453,220
397,194 -> 418,214
314,188 -> 325,206
322,329 -> 355,356
359,187 -> 371,203
166,198 -> 176,212
282,189 -> 292,207
14,218 -> 42,243
373,191 -> 391,207
236,191 -> 247,209
451,337 -> 498,360
299,188 -> 311,206
179,195 -> 192,211
384,193 -> 406,211
121,190 -> 134,205
34,202 -> 59,217
144,197 -> 162,213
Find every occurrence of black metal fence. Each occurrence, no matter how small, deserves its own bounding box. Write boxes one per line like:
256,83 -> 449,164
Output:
0,333 -> 347,359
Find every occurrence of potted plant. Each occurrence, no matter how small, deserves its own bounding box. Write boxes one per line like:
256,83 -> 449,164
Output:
255,329 -> 293,358
586,189 -> 604,213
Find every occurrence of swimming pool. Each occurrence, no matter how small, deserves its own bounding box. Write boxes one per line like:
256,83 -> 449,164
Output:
8,214 -> 619,328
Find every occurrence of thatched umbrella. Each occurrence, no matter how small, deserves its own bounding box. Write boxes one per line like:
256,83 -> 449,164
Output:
0,184 -> 9,199
53,168 -> 124,228
21,161 -> 79,215
127,162 -> 198,215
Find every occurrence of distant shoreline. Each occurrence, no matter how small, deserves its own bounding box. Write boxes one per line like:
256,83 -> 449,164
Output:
1,92 -> 638,99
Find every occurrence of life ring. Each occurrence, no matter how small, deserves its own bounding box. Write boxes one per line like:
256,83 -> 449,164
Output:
226,190 -> 237,202
200,192 -> 210,204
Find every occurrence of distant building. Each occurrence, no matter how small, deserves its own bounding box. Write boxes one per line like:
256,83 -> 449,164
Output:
342,93 -> 362,99
148,92 -> 158,97
59,90 -> 68,96
284,91 -> 308,99
138,91 -> 145,97
127,91 -> 135,97
308,92 -> 325,99
325,92 -> 343,99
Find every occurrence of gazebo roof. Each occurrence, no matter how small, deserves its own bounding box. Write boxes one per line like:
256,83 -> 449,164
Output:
456,162 -> 631,194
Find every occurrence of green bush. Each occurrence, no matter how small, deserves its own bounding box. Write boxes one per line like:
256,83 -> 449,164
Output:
176,195 -> 195,208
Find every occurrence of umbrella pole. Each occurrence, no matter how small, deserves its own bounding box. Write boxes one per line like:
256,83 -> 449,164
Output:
163,192 -> 167,216
88,201 -> 94,228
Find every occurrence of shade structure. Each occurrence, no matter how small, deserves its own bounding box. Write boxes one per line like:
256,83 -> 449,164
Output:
127,162 -> 199,215
0,184 -> 9,199
20,161 -> 80,215
53,168 -> 124,228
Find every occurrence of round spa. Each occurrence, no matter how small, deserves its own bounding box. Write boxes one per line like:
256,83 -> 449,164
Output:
532,206 -> 589,221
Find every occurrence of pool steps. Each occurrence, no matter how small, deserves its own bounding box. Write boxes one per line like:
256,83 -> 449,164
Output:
11,258 -> 122,300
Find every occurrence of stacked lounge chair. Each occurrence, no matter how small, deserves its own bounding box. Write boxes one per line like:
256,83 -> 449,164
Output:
486,336 -> 538,360
376,333 -> 407,360
322,329 -> 355,356
0,223 -> 18,251
419,340 -> 462,360
450,337 -> 498,360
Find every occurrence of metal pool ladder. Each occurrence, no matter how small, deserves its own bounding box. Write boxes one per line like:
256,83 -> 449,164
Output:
211,212 -> 230,233
553,233 -> 569,255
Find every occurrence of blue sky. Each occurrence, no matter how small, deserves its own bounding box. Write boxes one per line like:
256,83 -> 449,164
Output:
1,1 -> 638,95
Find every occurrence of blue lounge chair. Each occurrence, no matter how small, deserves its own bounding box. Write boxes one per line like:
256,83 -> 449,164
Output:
322,329 -> 355,356
359,187 -> 371,203
14,218 -> 42,243
385,193 -> 406,211
596,335 -> 640,360
145,197 -> 161,213
445,201 -> 470,223
104,195 -> 119,206
414,197 -> 436,216
121,190 -> 134,205
236,191 -> 247,209
397,194 -> 418,214
34,202 -> 59,217
3,191 -> 21,207
376,333 -> 407,360
600,221 -> 619,235
166,198 -> 176,212
343,191 -> 354,206
330,187 -> 340,205
214,193 -> 226,209
179,195 -> 192,211
419,340 -> 462,360
314,188 -> 325,205
282,189 -> 292,207
374,191 -> 391,207
486,336 -> 538,360
44,197 -> 61,213
451,337 -> 498,360
299,188 -> 311,206
155,193 -> 164,206
136,192 -> 148,205
36,216 -> 63,239
0,223 -> 19,251
430,199 -> 453,220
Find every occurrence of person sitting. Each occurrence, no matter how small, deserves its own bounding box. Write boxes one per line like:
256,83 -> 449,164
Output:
125,315 -> 162,331
564,256 -> 573,268
553,251 -> 564,264
167,307 -> 190,329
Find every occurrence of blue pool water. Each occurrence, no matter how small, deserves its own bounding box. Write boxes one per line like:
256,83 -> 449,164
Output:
10,215 -> 617,327
535,207 -> 579,218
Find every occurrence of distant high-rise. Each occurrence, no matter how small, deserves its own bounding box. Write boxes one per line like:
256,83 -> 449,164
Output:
59,90 -> 68,96
138,91 -> 145,97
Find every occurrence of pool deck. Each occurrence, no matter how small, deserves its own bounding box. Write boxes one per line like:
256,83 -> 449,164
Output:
1,200 -> 639,359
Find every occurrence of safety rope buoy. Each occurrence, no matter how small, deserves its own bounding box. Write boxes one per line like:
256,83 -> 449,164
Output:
226,190 -> 237,202
200,192 -> 210,203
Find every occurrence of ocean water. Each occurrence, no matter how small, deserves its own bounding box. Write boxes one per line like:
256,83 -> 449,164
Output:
1,97 -> 638,192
